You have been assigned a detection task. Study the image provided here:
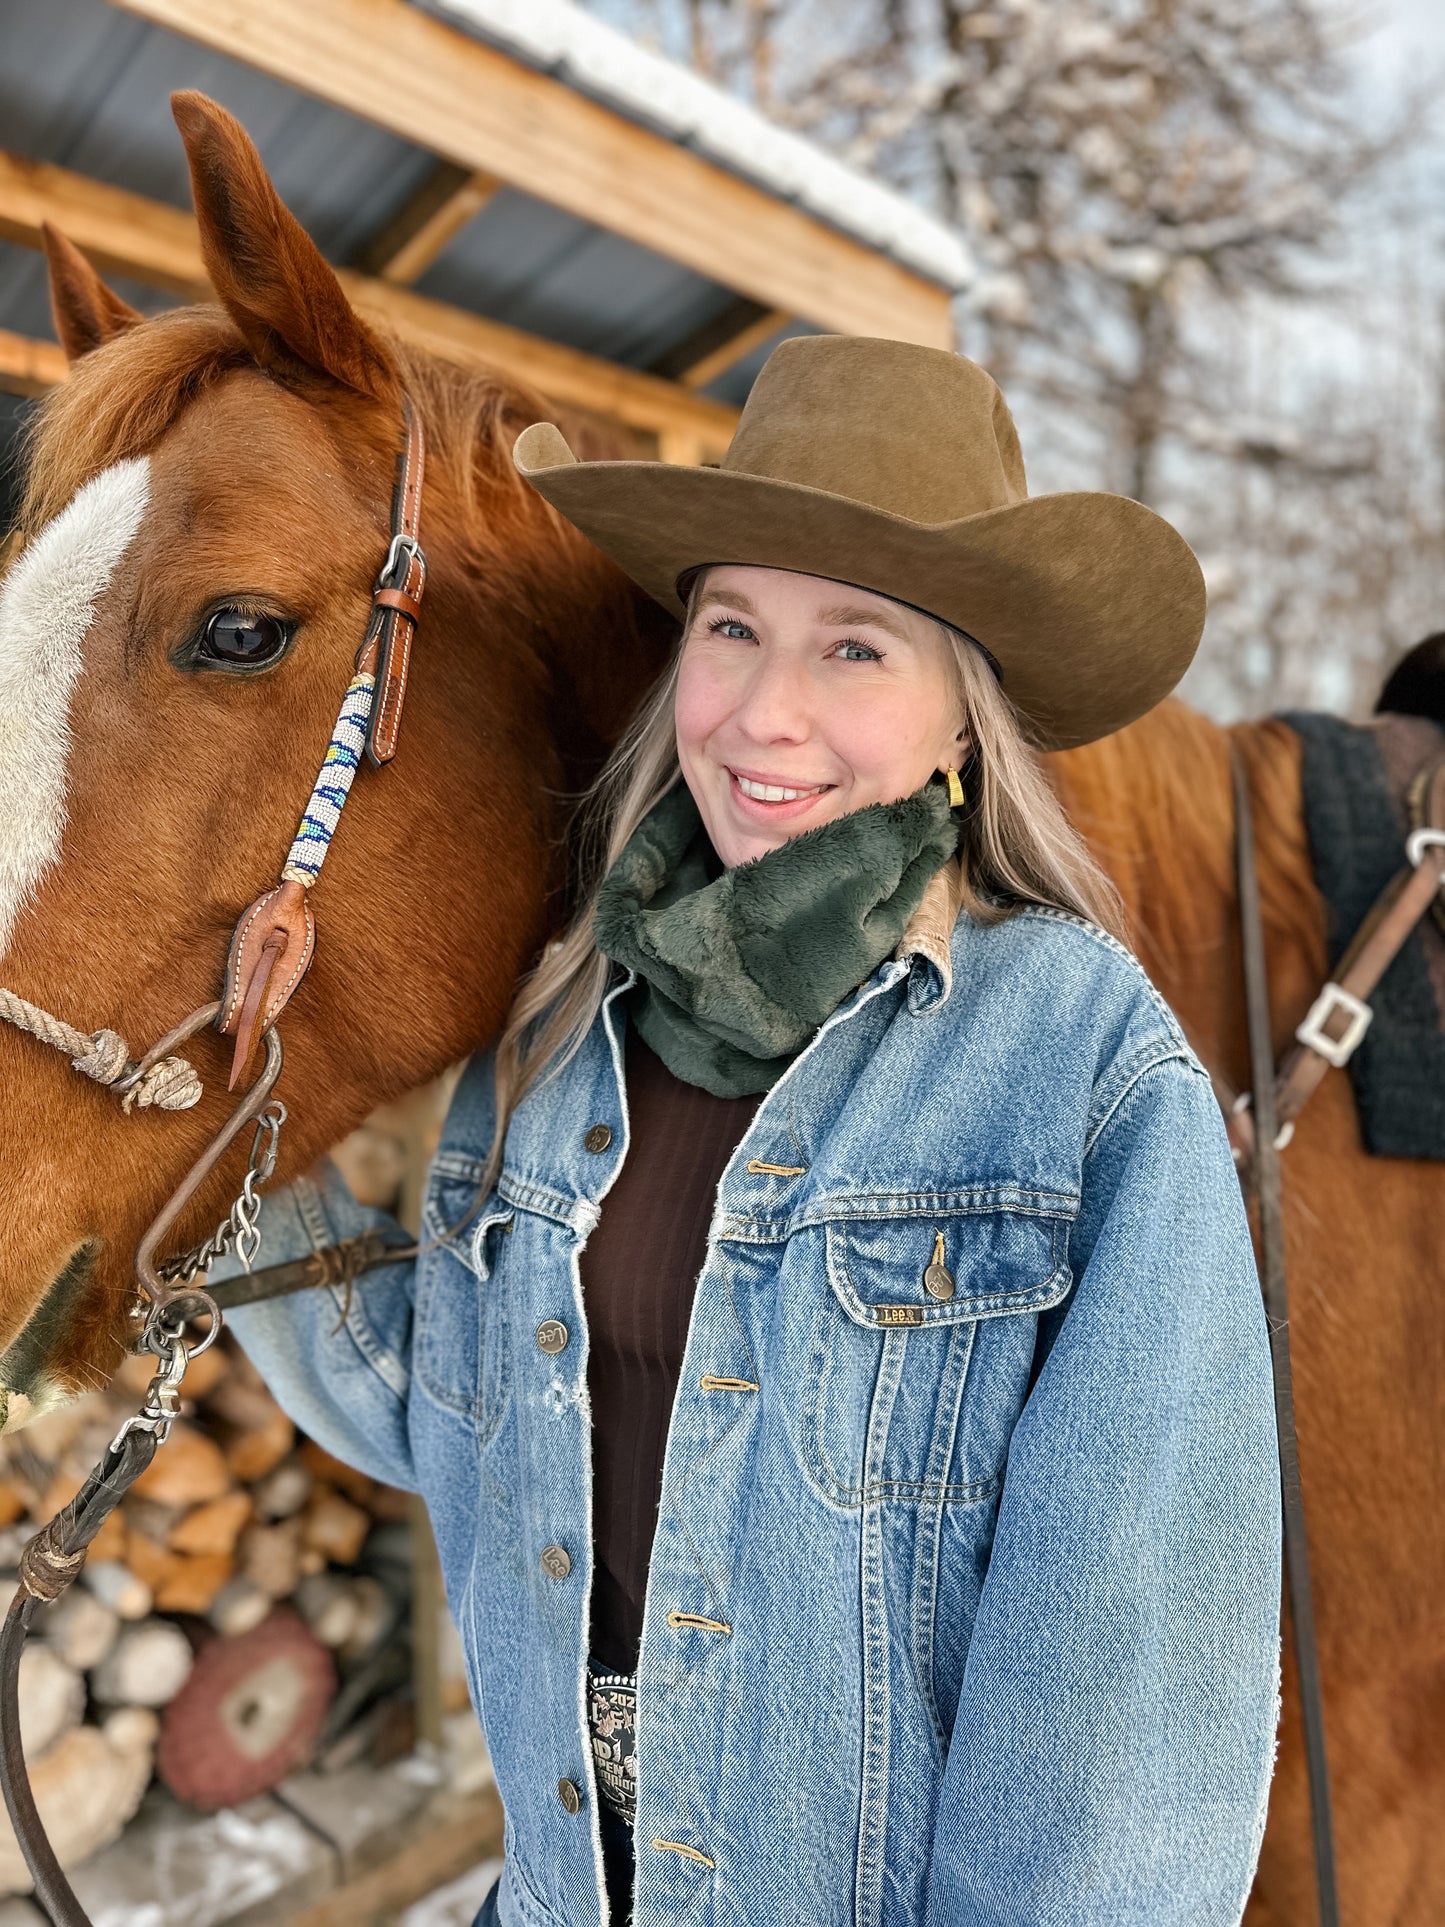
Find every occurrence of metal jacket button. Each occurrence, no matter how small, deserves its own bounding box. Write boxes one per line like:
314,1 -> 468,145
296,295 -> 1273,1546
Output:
558,1778 -> 582,1814
924,1231 -> 955,1301
584,1123 -> 612,1153
540,1543 -> 572,1580
536,1319 -> 569,1354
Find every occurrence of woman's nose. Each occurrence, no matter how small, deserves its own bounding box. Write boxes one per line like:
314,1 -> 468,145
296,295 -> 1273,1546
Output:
730,654 -> 813,743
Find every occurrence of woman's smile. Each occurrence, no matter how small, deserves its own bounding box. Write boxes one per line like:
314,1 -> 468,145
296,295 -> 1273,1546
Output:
728,766 -> 836,819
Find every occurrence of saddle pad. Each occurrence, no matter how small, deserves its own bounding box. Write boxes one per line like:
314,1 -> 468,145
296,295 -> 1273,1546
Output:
1278,710 -> 1445,1160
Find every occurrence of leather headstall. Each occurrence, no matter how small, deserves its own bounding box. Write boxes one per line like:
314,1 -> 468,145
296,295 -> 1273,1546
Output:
219,399 -> 427,1088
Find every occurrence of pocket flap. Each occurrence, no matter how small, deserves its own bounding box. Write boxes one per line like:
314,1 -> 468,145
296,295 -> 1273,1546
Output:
422,1155 -> 512,1276
825,1210 -> 1073,1328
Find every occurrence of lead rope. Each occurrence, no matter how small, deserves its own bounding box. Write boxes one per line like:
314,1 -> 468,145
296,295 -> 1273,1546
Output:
0,988 -> 201,1111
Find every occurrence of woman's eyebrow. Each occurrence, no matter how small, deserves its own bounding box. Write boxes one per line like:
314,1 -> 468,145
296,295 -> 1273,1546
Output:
819,603 -> 915,643
697,585 -> 760,615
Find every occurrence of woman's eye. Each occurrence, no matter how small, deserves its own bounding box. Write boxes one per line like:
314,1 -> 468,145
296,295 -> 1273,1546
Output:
837,639 -> 882,662
707,616 -> 755,640
199,608 -> 292,668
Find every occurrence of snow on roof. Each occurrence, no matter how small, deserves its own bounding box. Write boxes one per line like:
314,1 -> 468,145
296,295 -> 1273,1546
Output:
414,0 -> 972,294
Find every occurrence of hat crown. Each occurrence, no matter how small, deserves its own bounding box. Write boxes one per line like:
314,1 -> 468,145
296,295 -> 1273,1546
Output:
721,336 -> 1028,523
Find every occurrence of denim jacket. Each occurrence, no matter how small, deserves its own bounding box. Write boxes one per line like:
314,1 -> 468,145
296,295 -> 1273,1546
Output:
218,866 -> 1281,1927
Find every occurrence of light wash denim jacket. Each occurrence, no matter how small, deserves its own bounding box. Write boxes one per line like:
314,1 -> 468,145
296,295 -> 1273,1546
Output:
219,868 -> 1281,1927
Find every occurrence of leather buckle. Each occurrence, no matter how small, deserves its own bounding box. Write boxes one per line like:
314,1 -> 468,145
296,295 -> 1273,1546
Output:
1295,981 -> 1372,1068
376,532 -> 425,594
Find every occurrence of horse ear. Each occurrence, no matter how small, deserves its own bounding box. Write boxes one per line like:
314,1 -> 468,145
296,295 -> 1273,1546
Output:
170,90 -> 398,404
43,225 -> 143,362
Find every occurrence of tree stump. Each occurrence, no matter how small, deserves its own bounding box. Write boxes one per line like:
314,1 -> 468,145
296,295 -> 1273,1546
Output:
157,1608 -> 336,1810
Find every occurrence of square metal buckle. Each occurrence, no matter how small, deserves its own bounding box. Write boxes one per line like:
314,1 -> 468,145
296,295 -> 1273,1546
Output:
1295,981 -> 1373,1068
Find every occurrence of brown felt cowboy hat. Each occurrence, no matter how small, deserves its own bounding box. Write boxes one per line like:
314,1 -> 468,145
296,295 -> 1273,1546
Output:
513,334 -> 1205,752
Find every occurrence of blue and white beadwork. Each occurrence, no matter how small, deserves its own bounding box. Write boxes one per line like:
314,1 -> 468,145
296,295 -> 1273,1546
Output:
281,671 -> 376,887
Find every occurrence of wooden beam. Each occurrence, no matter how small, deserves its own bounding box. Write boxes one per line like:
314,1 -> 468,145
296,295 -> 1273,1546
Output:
0,153 -> 737,447
354,158 -> 502,286
0,329 -> 68,398
0,150 -> 207,298
651,297 -> 793,390
110,0 -> 957,349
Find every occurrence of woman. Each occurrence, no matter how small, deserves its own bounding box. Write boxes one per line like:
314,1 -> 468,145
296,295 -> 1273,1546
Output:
220,336 -> 1281,1927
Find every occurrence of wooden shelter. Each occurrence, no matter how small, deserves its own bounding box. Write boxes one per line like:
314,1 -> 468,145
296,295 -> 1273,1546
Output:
0,0 -> 969,517
0,4 -> 969,1912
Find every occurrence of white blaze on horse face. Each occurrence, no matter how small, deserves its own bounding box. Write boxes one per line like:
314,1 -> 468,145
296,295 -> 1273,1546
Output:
0,457 -> 151,962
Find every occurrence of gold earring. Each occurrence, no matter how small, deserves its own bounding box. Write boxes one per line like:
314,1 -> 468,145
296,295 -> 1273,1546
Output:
944,765 -> 964,807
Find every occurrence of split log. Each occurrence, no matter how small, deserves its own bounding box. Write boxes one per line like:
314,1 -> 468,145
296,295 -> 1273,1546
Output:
300,1442 -> 377,1510
90,1620 -> 193,1708
129,1421 -> 231,1508
124,1496 -> 185,1548
81,1561 -> 151,1621
302,1488 -> 371,1567
170,1489 -> 253,1556
250,1455 -> 313,1522
330,1123 -> 407,1208
43,1587 -> 120,1672
0,1718 -> 154,1897
122,1529 -> 177,1597
157,1608 -> 336,1810
237,1517 -> 304,1601
206,1576 -> 273,1640
152,1550 -> 235,1616
293,1573 -> 391,1656
16,1645 -> 84,1758
204,1380 -> 294,1482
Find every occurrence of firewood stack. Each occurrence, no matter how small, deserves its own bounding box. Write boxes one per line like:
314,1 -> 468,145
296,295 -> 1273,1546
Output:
0,1336 -> 410,1896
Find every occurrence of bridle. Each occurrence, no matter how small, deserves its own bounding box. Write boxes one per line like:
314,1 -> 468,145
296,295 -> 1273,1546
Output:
0,399 -> 429,1926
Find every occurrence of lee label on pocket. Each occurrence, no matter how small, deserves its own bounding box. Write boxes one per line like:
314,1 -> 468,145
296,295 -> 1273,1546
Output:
872,1304 -> 925,1326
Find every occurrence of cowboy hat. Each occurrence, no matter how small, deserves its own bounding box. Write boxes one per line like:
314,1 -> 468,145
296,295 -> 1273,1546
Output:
512,334 -> 1205,752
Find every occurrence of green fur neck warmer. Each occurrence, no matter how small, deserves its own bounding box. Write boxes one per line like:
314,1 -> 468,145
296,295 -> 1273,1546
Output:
593,776 -> 960,1097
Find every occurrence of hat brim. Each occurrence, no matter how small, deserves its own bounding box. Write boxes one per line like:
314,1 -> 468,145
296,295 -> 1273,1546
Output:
515,426 -> 1205,752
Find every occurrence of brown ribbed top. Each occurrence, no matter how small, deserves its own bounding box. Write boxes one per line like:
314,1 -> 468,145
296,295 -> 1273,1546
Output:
582,1027 -> 762,1675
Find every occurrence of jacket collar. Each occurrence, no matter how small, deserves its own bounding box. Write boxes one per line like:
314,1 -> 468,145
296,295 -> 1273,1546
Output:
894,854 -> 966,1009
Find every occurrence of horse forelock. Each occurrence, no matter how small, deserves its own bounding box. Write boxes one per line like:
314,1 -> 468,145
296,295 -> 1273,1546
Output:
18,307 -> 249,536
0,454 -> 151,961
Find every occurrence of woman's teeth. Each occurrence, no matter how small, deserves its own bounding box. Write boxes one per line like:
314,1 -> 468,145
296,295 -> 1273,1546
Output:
734,774 -> 827,803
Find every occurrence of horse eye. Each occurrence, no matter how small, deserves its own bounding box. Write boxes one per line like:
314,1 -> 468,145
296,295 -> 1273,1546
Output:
200,609 -> 291,667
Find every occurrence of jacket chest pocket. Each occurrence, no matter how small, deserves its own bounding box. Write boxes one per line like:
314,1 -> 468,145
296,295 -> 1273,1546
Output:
414,1156 -> 513,1445
800,1207 -> 1074,1509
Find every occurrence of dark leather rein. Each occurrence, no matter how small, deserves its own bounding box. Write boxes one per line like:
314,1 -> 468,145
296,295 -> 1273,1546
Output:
0,401 -> 428,1926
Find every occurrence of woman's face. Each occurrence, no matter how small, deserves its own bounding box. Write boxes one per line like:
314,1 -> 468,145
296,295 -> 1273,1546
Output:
675,565 -> 970,868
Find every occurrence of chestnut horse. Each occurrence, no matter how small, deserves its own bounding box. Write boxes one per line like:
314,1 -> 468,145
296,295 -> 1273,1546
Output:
0,92 -> 1439,1927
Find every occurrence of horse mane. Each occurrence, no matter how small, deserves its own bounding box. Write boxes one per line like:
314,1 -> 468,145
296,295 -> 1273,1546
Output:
17,305 -> 632,546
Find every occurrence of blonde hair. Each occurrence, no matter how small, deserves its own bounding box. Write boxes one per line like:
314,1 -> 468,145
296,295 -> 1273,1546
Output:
483,574 -> 1127,1187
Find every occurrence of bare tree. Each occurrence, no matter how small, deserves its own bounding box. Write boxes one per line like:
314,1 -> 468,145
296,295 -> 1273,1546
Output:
589,0 -> 1441,717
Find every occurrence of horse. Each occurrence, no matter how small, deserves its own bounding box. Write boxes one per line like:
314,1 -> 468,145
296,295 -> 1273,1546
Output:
1,89 -> 1440,1926
1052,705 -> 1445,1926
